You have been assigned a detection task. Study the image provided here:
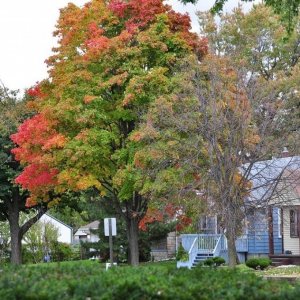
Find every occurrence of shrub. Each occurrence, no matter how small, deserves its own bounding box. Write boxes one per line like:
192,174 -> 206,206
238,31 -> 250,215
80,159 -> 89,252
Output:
203,257 -> 214,267
246,257 -> 272,270
0,260 -> 299,299
203,256 -> 226,267
176,244 -> 189,261
50,241 -> 73,262
213,256 -> 226,266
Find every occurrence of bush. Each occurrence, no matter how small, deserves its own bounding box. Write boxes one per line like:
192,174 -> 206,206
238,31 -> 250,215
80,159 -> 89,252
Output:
213,256 -> 226,266
50,242 -> 73,262
246,257 -> 272,270
0,260 -> 299,299
203,256 -> 226,267
176,244 -> 189,261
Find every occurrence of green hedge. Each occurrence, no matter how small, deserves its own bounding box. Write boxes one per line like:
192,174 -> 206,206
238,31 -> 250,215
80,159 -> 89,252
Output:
0,260 -> 299,299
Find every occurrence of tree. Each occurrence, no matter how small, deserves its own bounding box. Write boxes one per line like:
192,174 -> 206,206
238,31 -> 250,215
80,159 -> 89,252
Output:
180,0 -> 300,32
135,4 -> 300,267
11,0 -> 207,265
134,55 -> 256,266
23,215 -> 59,264
0,83 -> 49,264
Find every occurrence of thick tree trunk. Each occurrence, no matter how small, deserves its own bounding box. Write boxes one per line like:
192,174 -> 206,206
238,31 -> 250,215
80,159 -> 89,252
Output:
227,230 -> 238,267
8,212 -> 22,265
126,217 -> 140,266
7,195 -> 47,265
225,209 -> 239,268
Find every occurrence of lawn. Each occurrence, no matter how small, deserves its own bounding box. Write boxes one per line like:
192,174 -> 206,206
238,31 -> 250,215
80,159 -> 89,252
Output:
1,260 -> 300,299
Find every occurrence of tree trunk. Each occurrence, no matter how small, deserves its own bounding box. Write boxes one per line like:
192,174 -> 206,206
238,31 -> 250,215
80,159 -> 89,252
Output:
7,195 -> 47,265
126,217 -> 140,266
9,213 -> 22,265
227,230 -> 238,267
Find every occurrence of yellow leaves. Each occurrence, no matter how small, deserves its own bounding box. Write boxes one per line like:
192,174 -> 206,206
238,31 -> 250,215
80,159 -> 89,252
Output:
48,198 -> 61,208
246,134 -> 261,146
233,171 -> 252,196
57,169 -> 101,191
75,175 -> 101,190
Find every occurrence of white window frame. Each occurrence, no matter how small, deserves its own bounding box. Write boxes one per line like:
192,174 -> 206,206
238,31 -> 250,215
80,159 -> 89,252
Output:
278,208 -> 282,238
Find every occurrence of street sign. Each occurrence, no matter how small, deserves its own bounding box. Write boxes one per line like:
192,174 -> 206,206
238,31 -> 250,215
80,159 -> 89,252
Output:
104,218 -> 117,236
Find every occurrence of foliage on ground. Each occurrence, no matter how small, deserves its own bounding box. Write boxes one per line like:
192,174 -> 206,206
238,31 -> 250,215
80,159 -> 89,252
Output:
262,266 -> 300,276
1,260 -> 300,299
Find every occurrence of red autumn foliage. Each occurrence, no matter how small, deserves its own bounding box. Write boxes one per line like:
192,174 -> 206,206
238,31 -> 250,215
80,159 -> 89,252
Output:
26,84 -> 45,98
108,0 -> 128,18
15,164 -> 58,194
139,203 -> 192,231
139,208 -> 164,231
11,114 -> 65,206
108,0 -> 207,58
11,114 -> 65,163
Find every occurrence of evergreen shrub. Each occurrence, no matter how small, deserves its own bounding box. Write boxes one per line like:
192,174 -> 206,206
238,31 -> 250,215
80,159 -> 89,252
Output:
246,257 -> 272,270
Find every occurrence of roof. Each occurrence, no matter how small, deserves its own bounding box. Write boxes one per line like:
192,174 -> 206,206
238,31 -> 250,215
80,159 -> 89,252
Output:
242,156 -> 300,205
77,220 -> 100,231
44,213 -> 73,230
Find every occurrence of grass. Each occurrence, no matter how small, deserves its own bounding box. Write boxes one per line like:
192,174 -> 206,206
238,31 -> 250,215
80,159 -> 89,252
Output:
262,266 -> 300,276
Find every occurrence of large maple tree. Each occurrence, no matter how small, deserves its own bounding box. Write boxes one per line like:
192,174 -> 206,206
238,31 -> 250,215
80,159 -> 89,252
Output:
12,0 -> 207,265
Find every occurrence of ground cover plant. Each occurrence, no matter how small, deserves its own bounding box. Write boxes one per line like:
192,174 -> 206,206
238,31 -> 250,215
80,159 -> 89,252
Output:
262,266 -> 300,277
1,260 -> 300,299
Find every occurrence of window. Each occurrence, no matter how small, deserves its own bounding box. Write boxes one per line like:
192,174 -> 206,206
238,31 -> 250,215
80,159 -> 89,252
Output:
199,216 -> 217,234
290,210 -> 298,238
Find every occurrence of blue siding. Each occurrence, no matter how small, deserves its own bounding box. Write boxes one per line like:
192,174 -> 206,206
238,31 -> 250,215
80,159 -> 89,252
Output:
247,209 -> 269,254
247,207 -> 282,255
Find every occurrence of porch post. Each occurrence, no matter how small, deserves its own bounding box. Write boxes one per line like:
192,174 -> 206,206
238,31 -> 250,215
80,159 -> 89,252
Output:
268,206 -> 274,255
297,209 -> 300,255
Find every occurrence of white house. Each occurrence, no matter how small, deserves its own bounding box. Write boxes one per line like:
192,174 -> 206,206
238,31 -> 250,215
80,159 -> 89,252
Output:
74,221 -> 100,243
38,213 -> 73,244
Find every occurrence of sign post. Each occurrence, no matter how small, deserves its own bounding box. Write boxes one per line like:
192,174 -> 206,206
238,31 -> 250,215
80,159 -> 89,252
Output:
104,218 -> 117,270
109,218 -> 113,266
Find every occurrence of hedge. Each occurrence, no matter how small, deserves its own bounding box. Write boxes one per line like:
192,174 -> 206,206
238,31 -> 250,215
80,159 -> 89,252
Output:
0,260 -> 299,299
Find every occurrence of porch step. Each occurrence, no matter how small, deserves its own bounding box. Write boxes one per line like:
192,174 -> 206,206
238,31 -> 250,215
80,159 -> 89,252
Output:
192,253 -> 214,267
270,256 -> 292,266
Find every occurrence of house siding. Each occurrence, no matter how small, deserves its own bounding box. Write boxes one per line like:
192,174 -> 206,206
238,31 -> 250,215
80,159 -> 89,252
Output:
282,207 -> 300,255
39,214 -> 73,244
247,207 -> 282,255
247,209 -> 269,254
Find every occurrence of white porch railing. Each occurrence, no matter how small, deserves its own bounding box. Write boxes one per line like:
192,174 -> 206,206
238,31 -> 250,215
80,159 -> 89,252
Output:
178,234 -> 248,268
179,234 -> 223,269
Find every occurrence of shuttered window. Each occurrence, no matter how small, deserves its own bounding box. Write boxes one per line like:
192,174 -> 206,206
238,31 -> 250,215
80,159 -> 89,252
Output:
290,210 -> 298,238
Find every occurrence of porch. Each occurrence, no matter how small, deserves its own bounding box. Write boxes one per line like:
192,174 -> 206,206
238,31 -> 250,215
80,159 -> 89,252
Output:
178,234 -> 248,269
270,254 -> 300,266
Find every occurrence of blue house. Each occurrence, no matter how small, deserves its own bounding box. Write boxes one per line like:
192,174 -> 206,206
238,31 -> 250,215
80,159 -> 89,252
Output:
178,155 -> 300,268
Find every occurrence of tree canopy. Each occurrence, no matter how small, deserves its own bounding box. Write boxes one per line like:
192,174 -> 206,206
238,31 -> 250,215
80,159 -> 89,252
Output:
11,0 -> 207,265
180,0 -> 300,32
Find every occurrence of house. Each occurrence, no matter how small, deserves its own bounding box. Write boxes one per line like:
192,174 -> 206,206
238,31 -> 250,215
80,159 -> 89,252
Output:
36,213 -> 73,244
74,221 -> 100,243
179,155 -> 300,268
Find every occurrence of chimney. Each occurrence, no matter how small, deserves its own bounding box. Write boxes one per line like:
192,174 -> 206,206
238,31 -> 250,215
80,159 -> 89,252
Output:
281,146 -> 290,158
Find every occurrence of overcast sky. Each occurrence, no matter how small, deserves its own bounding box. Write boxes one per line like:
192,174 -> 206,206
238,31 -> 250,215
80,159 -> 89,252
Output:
0,0 -> 255,93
